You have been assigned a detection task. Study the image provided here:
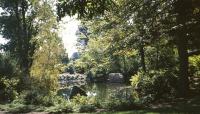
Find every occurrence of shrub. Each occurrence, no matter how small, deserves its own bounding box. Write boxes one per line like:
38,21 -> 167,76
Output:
130,70 -> 178,102
0,53 -> 21,102
71,94 -> 97,112
13,90 -> 67,107
189,55 -> 200,77
79,104 -> 96,113
103,95 -> 136,111
44,103 -> 73,113
0,77 -> 19,102
101,89 -> 137,111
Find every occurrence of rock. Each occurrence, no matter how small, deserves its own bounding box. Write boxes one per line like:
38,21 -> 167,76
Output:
94,74 -> 106,82
86,71 -> 94,82
69,86 -> 87,99
108,73 -> 124,83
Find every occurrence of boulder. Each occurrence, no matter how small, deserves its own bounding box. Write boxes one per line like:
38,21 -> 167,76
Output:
93,74 -> 106,82
108,73 -> 124,83
86,71 -> 94,82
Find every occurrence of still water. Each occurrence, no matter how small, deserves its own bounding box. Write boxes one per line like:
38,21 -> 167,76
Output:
59,83 -> 132,102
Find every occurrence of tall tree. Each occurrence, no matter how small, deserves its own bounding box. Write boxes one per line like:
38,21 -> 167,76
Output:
30,1 -> 65,93
0,0 -> 37,81
171,0 -> 200,95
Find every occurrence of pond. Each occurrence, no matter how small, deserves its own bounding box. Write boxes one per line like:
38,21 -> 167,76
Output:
58,82 -> 132,102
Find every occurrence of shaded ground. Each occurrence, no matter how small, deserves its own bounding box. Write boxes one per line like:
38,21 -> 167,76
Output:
97,95 -> 200,114
1,95 -> 200,114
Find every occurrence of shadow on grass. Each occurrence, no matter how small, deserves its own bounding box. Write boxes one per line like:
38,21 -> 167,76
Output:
97,96 -> 200,114
148,96 -> 200,114
0,104 -> 46,114
1,96 -> 200,114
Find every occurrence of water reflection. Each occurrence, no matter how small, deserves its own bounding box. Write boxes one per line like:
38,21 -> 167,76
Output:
59,82 -> 132,102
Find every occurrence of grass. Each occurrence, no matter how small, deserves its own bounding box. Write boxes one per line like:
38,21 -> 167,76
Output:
0,103 -> 46,113
98,96 -> 200,114
0,96 -> 200,114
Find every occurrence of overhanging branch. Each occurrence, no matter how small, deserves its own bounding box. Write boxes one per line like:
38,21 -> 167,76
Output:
188,50 -> 200,56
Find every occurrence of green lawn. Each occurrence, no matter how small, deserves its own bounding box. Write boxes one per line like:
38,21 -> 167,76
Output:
1,96 -> 200,114
95,96 -> 200,114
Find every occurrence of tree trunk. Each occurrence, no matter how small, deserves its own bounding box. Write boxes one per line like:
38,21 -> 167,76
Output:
140,45 -> 146,72
177,35 -> 190,96
21,0 -> 31,86
174,0 -> 191,97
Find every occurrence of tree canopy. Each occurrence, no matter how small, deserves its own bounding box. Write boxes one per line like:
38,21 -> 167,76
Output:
0,0 -> 200,113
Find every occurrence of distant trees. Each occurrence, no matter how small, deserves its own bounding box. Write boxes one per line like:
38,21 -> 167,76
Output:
65,0 -> 200,97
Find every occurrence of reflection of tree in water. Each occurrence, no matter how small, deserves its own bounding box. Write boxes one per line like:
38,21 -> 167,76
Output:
85,83 -> 130,102
95,83 -> 108,102
58,82 -> 133,103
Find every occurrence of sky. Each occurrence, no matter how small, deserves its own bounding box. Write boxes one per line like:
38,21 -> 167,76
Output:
58,16 -> 80,57
0,16 -> 79,57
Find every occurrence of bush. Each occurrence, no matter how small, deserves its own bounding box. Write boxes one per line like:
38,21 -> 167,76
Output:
0,77 -> 19,102
100,89 -> 137,111
189,55 -> 200,77
44,103 -> 73,113
0,53 -> 21,102
2,90 -> 73,113
130,70 -> 178,103
79,104 -> 96,113
102,95 -> 136,111
13,91 -> 67,107
71,94 -> 97,112
1,97 -> 72,113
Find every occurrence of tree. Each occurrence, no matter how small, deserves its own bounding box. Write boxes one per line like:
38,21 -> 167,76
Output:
0,0 -> 37,83
170,0 -> 200,95
30,1 -> 65,93
57,0 -> 115,19
73,0 -> 200,96
121,0 -> 200,95
0,0 -> 66,94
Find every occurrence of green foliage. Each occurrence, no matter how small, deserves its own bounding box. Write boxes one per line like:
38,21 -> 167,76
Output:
0,93 -> 73,113
30,1 -> 65,94
130,70 -> 178,102
0,103 -> 35,113
0,53 -> 20,102
57,0 -> 115,19
44,103 -> 73,113
71,94 -> 96,112
102,91 -> 136,111
189,55 -> 200,77
78,104 -> 96,113
145,45 -> 178,71
0,0 -> 200,112
12,90 -> 66,107
130,74 -> 139,88
74,19 -> 140,81
0,77 -> 19,101
0,0 -> 38,77
0,54 -> 21,77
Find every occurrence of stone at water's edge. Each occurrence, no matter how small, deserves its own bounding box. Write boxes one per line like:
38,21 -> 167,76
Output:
108,73 -> 124,83
93,74 -> 106,82
59,73 -> 87,87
